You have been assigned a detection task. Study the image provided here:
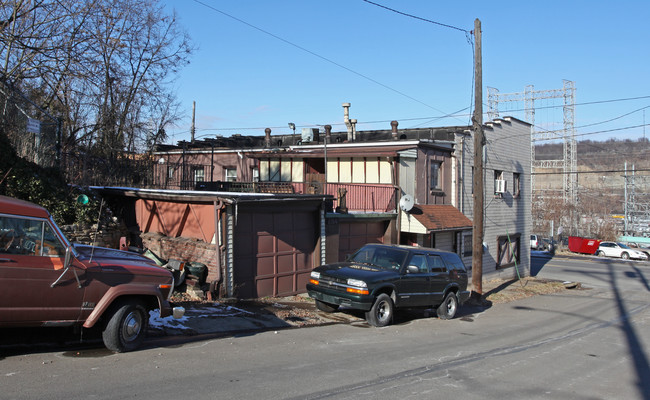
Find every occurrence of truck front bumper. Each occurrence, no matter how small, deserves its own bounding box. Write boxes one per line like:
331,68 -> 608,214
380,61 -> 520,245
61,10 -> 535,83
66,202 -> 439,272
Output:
306,283 -> 373,311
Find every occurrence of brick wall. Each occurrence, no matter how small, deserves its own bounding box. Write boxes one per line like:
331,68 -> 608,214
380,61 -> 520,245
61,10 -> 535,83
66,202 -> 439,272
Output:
140,232 -> 221,283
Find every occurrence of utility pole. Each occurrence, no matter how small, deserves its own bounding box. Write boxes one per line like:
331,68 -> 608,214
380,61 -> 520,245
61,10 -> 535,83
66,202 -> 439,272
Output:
471,18 -> 484,301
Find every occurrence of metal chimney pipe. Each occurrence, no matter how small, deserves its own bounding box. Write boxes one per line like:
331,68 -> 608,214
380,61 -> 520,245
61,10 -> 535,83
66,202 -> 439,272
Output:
342,103 -> 352,140
265,128 -> 271,148
324,125 -> 332,141
350,119 -> 357,142
391,120 -> 399,140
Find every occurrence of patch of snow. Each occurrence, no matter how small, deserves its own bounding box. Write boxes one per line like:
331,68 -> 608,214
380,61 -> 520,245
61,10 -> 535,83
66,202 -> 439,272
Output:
149,309 -> 191,330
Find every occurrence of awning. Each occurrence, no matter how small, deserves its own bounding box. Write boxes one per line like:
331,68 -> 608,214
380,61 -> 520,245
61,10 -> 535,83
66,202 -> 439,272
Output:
401,204 -> 472,234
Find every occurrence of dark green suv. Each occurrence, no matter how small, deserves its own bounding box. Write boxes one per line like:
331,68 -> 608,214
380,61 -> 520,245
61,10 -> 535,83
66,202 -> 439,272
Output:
306,244 -> 470,327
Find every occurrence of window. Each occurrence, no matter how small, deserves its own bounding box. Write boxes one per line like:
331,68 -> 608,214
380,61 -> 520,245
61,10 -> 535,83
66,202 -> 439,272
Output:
259,159 -> 295,182
251,167 -> 259,182
408,254 -> 428,273
192,166 -> 205,183
494,170 -> 505,195
167,166 -> 174,179
427,254 -> 446,272
0,216 -> 65,257
463,234 -> 472,257
430,161 -> 442,190
513,173 -> 521,198
441,252 -> 467,271
496,234 -> 521,268
225,168 -> 237,182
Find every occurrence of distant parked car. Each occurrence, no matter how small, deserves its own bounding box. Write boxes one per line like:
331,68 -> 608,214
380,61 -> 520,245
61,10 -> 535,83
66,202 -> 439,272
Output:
597,241 -> 648,260
636,243 -> 650,258
530,235 -> 540,250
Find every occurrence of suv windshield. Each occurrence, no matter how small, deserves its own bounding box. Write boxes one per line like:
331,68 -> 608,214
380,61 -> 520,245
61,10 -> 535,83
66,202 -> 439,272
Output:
350,245 -> 409,270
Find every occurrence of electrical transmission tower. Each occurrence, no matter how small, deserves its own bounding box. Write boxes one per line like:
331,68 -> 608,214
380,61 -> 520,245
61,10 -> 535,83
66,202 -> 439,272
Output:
624,163 -> 650,237
487,80 -> 577,205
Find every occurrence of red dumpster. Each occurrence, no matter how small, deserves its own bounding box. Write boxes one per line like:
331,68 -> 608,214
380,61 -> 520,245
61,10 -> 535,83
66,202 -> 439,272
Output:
568,236 -> 601,255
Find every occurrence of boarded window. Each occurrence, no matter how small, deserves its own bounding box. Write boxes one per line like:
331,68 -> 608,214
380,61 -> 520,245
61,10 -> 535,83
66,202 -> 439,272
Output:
497,234 -> 520,268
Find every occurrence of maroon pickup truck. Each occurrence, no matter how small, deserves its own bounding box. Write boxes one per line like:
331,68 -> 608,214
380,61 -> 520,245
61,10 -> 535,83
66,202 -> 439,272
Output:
0,195 -> 184,352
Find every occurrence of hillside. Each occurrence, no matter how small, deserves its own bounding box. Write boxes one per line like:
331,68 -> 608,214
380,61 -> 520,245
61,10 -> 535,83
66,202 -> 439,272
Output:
533,137 -> 650,238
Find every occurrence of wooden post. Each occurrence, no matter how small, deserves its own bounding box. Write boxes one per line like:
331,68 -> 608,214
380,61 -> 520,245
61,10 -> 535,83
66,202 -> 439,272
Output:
471,18 -> 484,301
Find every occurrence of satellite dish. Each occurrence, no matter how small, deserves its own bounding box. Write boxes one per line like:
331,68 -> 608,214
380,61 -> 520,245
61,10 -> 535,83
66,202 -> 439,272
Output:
399,195 -> 414,212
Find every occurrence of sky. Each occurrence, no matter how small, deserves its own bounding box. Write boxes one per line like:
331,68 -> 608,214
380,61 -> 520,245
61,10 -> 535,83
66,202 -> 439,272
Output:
162,0 -> 650,145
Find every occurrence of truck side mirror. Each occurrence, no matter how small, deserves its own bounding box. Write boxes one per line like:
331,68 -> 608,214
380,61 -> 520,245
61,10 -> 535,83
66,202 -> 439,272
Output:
407,265 -> 419,274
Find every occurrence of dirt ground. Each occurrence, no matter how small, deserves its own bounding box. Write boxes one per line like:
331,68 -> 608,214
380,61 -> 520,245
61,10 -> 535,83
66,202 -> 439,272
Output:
170,277 -> 568,328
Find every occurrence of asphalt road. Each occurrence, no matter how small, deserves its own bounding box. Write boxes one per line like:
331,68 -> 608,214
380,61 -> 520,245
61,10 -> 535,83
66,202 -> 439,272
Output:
1,255 -> 649,400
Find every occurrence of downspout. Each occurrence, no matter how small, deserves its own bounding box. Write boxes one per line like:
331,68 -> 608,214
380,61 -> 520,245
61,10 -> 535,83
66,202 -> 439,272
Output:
212,199 -> 224,296
320,202 -> 326,265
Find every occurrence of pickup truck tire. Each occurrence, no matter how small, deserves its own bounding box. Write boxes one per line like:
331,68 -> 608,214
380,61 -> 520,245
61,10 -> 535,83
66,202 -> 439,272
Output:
315,299 -> 339,313
102,300 -> 149,353
436,292 -> 458,320
365,293 -> 393,327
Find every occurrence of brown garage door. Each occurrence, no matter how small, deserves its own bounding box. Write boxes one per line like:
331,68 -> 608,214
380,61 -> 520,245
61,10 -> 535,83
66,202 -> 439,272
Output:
234,209 -> 317,298
338,221 -> 386,261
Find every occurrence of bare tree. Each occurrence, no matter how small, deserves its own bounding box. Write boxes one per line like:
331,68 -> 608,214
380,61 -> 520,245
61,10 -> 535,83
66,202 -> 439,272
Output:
0,0 -> 192,183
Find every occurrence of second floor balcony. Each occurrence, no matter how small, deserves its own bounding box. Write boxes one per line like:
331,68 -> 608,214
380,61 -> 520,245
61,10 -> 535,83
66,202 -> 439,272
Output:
153,163 -> 397,213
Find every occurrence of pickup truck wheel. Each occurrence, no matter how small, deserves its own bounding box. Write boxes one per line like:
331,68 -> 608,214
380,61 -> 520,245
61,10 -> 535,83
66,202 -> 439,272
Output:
315,299 -> 339,313
365,293 -> 393,327
437,292 -> 458,320
102,300 -> 148,353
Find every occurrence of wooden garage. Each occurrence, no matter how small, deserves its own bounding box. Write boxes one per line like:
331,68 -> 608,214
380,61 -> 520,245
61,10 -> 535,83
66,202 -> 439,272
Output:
233,203 -> 320,298
93,187 -> 330,299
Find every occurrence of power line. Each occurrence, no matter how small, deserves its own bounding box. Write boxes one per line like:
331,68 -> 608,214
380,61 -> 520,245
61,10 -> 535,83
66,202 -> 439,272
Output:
533,123 -> 650,142
361,0 -> 470,33
533,168 -> 650,175
191,0 -> 461,118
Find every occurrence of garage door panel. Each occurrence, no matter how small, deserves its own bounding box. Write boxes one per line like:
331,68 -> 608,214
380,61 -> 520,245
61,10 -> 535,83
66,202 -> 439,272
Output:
277,237 -> 294,252
296,271 -> 310,290
256,213 -> 274,231
256,255 -> 275,276
234,209 -> 317,298
257,233 -> 275,254
256,279 -> 274,299
338,221 -> 386,262
277,254 -> 294,274
277,274 -> 294,294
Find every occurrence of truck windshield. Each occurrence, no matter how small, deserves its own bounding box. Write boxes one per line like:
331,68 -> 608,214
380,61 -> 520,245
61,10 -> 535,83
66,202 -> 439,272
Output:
350,246 -> 409,270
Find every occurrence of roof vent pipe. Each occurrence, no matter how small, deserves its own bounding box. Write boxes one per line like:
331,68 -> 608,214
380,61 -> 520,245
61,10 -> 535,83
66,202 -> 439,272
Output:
265,128 -> 271,148
391,120 -> 399,140
350,119 -> 357,142
342,102 -> 352,141
324,125 -> 332,142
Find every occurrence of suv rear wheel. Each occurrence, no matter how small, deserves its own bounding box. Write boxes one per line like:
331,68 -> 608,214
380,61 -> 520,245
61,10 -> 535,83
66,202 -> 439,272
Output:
102,300 -> 149,353
437,292 -> 458,320
365,293 -> 393,327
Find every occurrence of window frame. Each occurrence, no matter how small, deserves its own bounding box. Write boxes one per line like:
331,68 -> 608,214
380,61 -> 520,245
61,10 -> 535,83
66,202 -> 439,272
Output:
513,172 -> 521,198
225,167 -> 237,182
430,161 -> 442,191
496,233 -> 521,269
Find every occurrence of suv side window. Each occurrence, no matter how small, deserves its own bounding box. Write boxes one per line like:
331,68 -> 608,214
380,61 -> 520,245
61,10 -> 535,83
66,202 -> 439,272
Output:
407,254 -> 428,273
440,252 -> 467,271
0,216 -> 65,257
428,254 -> 446,272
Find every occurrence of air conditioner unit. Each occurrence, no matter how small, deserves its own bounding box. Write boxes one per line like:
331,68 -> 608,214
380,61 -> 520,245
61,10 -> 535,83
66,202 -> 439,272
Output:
495,179 -> 507,194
